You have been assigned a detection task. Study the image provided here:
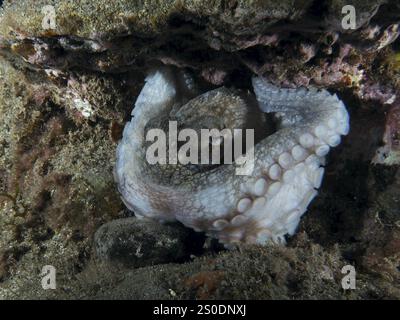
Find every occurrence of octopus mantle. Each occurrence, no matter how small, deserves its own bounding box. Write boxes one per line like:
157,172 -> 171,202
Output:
115,68 -> 349,246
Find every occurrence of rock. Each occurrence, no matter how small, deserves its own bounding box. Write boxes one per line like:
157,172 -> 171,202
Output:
0,0 -> 400,300
94,217 -> 195,269
89,236 -> 399,300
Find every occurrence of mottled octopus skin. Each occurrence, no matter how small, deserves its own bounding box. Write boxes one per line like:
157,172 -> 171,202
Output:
115,68 -> 350,246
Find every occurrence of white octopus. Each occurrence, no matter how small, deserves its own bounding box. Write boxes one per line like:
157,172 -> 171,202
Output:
115,67 -> 349,246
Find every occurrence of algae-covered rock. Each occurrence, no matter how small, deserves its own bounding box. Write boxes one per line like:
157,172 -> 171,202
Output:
0,0 -> 399,300
0,57 -> 125,297
94,238 -> 349,300
14,234 -> 398,300
94,217 -> 199,269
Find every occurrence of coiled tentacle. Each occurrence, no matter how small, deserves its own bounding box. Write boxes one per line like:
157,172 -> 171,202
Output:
115,68 -> 350,247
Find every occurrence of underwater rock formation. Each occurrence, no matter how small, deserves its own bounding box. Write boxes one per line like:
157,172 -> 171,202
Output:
94,217 -> 197,269
0,0 -> 399,299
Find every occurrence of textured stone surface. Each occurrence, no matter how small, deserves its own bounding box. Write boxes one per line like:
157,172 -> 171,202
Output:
0,0 -> 399,299
94,218 -> 194,268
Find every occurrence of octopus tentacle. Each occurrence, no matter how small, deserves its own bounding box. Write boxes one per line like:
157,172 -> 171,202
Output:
115,67 -> 350,247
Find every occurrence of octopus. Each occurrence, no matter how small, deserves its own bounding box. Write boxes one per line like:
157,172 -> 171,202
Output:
115,67 -> 350,247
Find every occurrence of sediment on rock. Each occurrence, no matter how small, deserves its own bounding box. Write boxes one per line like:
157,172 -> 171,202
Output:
0,0 -> 399,299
